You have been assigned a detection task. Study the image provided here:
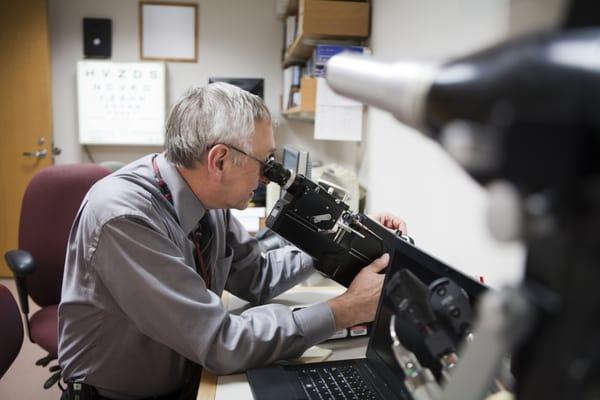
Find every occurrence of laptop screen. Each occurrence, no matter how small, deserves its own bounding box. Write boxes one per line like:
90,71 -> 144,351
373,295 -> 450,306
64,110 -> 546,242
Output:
365,240 -> 486,394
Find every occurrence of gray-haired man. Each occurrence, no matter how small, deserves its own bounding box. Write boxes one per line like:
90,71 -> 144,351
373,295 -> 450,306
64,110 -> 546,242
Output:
58,83 -> 391,399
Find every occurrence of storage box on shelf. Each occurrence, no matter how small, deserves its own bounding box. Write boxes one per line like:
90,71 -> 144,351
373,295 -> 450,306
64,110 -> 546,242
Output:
283,77 -> 316,120
283,0 -> 370,67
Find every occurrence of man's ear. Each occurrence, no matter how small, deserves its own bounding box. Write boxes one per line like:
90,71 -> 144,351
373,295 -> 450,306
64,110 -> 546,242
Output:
206,144 -> 229,180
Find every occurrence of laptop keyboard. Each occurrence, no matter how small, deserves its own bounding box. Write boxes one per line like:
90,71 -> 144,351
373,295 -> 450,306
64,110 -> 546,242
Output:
296,364 -> 379,400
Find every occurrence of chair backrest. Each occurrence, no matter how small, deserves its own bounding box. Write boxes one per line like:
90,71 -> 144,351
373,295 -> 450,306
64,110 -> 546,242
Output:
0,284 -> 24,379
98,160 -> 126,172
18,164 -> 111,307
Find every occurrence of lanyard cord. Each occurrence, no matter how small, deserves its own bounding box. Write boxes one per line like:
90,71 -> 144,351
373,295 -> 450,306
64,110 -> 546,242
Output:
151,155 -> 211,288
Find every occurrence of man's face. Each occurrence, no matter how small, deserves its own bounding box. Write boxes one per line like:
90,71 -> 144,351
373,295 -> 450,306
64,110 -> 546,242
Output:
224,119 -> 275,210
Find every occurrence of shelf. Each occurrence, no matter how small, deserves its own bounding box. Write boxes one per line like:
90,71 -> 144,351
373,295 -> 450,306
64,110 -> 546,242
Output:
282,0 -> 370,67
282,107 -> 315,121
276,0 -> 299,19
283,35 -> 364,68
282,76 -> 316,118
283,35 -> 314,67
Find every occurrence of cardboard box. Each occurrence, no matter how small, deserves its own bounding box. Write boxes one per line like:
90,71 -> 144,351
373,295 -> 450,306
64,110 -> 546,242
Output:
299,77 -> 316,112
284,0 -> 370,66
282,77 -> 316,118
298,0 -> 370,38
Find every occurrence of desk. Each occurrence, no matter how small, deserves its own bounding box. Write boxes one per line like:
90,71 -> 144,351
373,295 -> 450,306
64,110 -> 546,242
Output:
197,286 -> 368,400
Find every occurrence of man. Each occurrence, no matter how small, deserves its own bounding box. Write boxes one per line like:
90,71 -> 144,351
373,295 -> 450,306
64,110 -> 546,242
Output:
58,83 -> 397,399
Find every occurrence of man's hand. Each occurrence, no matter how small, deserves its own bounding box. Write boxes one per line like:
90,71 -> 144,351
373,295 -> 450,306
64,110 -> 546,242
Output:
327,253 -> 390,329
371,213 -> 407,234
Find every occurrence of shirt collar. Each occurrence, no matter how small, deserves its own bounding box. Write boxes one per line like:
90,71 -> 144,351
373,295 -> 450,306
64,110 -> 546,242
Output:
154,153 -> 206,236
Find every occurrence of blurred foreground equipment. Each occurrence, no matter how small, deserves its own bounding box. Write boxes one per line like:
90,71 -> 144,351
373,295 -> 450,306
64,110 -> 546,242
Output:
327,12 -> 600,400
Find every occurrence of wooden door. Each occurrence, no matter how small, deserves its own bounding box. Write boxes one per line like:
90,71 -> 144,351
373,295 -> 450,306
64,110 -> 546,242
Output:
0,0 -> 53,277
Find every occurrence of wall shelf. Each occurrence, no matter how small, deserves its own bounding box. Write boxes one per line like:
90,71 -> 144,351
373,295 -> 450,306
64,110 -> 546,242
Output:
282,0 -> 370,67
276,0 -> 299,19
283,35 -> 315,67
282,107 -> 315,121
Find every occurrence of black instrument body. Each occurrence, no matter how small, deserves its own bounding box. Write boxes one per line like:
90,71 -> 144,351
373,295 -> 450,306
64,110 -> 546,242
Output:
265,172 -> 385,287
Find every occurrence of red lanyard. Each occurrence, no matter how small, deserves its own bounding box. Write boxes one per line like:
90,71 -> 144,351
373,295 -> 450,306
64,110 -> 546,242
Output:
152,155 -> 211,289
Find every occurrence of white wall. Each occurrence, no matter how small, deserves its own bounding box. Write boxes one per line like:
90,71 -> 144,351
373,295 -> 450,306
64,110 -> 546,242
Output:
509,0 -> 568,38
48,0 -> 358,167
364,0 -> 526,287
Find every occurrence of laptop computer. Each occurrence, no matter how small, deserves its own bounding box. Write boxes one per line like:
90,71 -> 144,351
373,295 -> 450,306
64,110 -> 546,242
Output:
247,238 -> 486,400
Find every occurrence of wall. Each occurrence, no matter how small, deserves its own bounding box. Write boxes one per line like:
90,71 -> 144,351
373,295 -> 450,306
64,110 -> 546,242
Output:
48,0 -> 358,168
364,0 -> 525,287
509,0 -> 568,37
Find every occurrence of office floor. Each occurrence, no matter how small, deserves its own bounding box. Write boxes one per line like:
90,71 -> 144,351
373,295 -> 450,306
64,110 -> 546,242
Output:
0,278 -> 62,400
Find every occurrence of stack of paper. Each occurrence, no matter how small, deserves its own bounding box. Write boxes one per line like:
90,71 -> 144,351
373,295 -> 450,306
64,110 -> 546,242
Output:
230,207 -> 266,233
314,78 -> 363,141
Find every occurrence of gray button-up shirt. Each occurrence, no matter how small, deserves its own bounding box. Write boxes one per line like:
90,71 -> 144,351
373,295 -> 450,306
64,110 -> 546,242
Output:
58,154 -> 336,399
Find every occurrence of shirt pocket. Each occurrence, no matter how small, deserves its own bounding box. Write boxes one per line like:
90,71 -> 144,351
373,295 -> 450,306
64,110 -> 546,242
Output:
211,245 -> 233,295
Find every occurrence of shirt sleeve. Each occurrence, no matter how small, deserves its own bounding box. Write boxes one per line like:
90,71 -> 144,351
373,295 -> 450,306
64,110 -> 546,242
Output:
223,212 -> 317,304
91,214 -> 336,374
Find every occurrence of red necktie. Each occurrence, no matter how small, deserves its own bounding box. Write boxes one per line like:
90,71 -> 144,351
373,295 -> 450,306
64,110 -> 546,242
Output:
188,214 -> 212,289
181,215 -> 213,398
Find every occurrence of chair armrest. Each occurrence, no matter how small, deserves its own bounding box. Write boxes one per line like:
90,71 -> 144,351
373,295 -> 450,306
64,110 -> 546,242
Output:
5,250 -> 36,277
4,249 -> 35,315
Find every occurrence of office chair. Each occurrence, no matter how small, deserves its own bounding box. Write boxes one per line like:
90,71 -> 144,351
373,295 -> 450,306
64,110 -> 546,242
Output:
0,283 -> 24,380
4,163 -> 110,389
98,160 -> 125,172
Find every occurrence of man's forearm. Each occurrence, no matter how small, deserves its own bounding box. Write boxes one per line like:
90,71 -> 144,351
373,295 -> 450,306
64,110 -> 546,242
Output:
327,296 -> 357,330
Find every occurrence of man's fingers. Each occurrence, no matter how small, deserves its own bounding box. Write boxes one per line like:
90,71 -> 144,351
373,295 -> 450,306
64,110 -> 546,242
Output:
367,253 -> 389,272
398,220 -> 407,234
390,217 -> 407,233
372,213 -> 408,233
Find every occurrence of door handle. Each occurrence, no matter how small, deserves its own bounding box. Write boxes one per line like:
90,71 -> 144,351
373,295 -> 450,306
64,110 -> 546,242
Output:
22,149 -> 48,159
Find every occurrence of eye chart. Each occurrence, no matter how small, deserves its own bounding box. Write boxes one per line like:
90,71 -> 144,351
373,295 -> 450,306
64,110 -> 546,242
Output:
77,61 -> 166,145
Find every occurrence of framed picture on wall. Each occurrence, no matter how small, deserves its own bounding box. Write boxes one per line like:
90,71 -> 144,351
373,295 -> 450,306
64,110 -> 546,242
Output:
139,1 -> 198,62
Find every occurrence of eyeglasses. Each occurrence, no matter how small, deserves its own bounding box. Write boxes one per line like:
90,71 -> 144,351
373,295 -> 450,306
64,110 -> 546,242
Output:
212,143 -> 275,177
